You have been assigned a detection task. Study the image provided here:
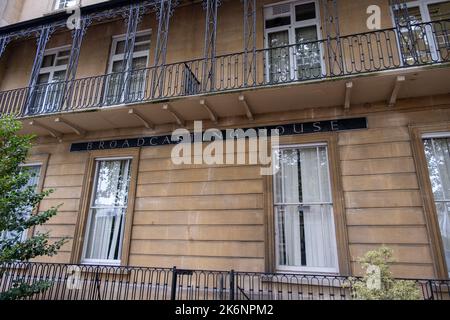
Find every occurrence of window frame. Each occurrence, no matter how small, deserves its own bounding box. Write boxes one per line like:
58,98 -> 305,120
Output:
107,31 -> 152,75
273,142 -> 339,274
81,157 -> 132,266
390,0 -> 450,63
105,30 -> 152,104
410,122 -> 450,279
263,0 -> 325,83
72,149 -> 140,266
0,163 -> 43,243
53,0 -> 78,11
33,45 -> 71,112
8,154 -> 49,242
265,133 -> 349,275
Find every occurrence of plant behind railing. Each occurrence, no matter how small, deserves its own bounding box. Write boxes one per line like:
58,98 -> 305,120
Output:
349,247 -> 421,300
0,261 -> 449,300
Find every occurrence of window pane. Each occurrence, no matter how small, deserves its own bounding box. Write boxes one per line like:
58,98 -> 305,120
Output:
93,160 -> 131,207
134,43 -> 150,52
58,50 -> 71,58
268,30 -> 291,83
37,73 -> 50,84
295,26 -> 321,79
423,137 -> 450,277
134,34 -> 152,51
127,57 -> 148,100
135,34 -> 151,43
394,6 -> 434,64
265,16 -> 291,29
132,56 -> 147,70
115,40 -> 126,55
53,70 -> 66,81
428,2 -> 450,56
295,2 -> 316,21
41,54 -> 55,68
428,1 -> 450,21
84,159 -> 131,262
55,57 -> 69,66
274,146 -> 337,270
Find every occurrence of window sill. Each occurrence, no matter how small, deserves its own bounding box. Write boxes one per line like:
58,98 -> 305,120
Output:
43,6 -> 78,17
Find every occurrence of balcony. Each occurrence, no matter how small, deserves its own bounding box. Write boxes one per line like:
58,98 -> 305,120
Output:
1,262 -> 449,300
0,16 -> 450,137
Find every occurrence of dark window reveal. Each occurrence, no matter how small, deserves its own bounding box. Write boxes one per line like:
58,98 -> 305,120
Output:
295,3 -> 316,21
266,16 -> 292,29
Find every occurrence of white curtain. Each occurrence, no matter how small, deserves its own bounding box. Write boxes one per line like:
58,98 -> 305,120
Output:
279,149 -> 302,266
301,147 -> 336,269
424,138 -> 450,275
275,146 -> 337,270
85,160 -> 131,262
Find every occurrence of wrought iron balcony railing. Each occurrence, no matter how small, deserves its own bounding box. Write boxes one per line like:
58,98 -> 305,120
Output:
0,20 -> 449,118
1,262 -> 449,300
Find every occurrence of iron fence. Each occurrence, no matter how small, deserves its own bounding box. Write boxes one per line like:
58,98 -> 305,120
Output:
0,262 -> 449,300
0,19 -> 449,118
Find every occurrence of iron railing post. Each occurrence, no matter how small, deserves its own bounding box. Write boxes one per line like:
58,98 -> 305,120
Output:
94,266 -> 101,300
428,280 -> 435,300
229,269 -> 235,301
171,266 -> 178,301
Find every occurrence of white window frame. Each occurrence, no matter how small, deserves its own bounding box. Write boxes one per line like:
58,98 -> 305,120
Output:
0,163 -> 42,243
272,143 -> 339,274
34,45 -> 71,111
264,0 -> 325,82
391,0 -> 449,63
105,30 -> 152,104
107,31 -> 152,75
422,131 -> 450,277
53,0 -> 78,11
81,157 -> 132,266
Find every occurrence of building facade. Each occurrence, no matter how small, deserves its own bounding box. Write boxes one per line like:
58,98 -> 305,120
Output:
0,0 -> 449,284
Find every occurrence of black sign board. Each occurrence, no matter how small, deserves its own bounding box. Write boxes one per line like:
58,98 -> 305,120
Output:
70,117 -> 368,152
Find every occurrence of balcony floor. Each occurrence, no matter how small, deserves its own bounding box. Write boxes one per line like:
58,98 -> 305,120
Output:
19,64 -> 450,138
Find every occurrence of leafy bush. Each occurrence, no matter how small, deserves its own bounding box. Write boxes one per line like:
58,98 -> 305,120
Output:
349,246 -> 421,300
0,116 -> 65,300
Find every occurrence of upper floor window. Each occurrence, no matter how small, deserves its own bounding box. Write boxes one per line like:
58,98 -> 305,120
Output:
105,32 -> 151,104
273,144 -> 338,273
264,0 -> 323,83
393,0 -> 450,64
54,0 -> 77,10
28,47 -> 70,115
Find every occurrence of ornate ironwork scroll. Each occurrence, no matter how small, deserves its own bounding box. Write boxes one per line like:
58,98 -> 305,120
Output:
202,0 -> 221,92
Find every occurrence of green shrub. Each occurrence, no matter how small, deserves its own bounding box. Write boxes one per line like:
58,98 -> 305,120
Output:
349,246 -> 421,300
